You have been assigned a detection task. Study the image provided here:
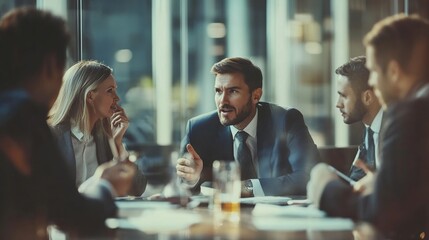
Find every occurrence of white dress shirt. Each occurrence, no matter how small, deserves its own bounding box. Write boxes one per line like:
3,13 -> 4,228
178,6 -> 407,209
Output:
71,126 -> 98,187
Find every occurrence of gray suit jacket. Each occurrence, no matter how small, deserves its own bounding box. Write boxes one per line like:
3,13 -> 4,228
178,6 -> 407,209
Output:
181,102 -> 320,196
50,123 -> 111,181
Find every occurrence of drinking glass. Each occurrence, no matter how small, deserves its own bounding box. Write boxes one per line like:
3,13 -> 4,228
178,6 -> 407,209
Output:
212,160 -> 241,222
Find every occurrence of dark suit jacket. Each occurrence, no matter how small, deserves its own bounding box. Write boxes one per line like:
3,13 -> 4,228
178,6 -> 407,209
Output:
181,102 -> 320,196
0,98 -> 116,239
320,84 -> 429,238
51,123 -> 146,196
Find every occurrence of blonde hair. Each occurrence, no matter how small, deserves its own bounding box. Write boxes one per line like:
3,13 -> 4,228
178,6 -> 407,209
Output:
48,60 -> 113,140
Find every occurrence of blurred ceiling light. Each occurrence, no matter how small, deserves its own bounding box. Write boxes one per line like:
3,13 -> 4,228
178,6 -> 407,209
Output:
305,42 -> 322,55
207,23 -> 226,38
212,45 -> 224,56
115,49 -> 133,63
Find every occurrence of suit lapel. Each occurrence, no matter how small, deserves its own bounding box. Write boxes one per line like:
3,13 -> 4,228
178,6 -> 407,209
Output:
256,103 -> 274,177
57,125 -> 77,183
215,125 -> 234,161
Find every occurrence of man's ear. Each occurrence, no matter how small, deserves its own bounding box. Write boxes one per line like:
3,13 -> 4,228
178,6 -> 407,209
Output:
252,88 -> 263,103
361,89 -> 375,106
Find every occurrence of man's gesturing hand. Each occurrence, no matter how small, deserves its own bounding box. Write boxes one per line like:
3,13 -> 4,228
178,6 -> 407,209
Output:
176,144 -> 203,186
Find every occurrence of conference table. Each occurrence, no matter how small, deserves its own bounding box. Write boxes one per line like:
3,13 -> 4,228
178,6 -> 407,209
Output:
65,195 -> 380,240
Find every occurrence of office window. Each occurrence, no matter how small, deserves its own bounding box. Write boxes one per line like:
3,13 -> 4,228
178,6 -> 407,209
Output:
25,0 -> 429,148
0,0 -> 35,16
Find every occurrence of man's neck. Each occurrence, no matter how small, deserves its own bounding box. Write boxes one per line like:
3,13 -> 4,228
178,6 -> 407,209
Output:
362,105 -> 382,126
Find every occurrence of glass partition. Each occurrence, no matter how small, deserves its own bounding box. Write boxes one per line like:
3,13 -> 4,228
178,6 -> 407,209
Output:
2,0 -> 428,148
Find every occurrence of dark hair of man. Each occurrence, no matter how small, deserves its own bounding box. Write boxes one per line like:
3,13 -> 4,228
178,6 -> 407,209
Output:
363,14 -> 429,81
211,57 -> 263,92
0,7 -> 70,90
335,56 -> 370,94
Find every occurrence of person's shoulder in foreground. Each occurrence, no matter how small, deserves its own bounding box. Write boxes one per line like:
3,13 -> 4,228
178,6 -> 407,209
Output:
0,7 -> 135,239
307,14 -> 429,238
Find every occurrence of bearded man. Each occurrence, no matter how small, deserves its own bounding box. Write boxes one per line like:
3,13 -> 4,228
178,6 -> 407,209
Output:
176,57 -> 320,197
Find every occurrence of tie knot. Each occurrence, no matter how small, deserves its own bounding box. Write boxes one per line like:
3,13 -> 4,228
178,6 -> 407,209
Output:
235,131 -> 248,143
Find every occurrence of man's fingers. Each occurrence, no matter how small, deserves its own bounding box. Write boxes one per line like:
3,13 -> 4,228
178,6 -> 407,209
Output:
353,158 -> 372,174
177,171 -> 194,180
186,144 -> 201,161
176,164 -> 194,173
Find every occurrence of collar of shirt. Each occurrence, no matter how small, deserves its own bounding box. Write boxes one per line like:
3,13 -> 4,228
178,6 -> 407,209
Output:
364,108 -> 383,134
71,124 -> 93,142
230,108 -> 258,139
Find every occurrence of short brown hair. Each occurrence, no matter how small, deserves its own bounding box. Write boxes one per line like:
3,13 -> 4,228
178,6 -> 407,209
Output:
335,56 -> 370,94
211,57 -> 263,92
363,14 -> 429,80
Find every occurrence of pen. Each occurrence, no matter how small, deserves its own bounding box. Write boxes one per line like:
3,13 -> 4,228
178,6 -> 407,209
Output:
328,166 -> 357,186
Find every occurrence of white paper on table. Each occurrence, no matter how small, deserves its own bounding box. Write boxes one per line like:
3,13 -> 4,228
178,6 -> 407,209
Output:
240,196 -> 291,205
252,203 -> 326,218
115,201 -> 174,210
108,209 -> 202,233
252,216 -> 355,231
252,204 -> 354,231
115,201 -> 176,218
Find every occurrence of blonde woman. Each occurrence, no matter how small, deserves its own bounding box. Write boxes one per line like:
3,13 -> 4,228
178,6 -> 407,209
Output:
49,60 -> 145,195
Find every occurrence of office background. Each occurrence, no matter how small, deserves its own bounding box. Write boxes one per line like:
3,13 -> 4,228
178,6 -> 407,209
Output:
1,0 -> 428,149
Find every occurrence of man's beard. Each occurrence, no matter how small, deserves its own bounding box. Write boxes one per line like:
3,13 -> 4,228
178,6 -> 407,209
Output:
218,97 -> 253,126
344,100 -> 367,124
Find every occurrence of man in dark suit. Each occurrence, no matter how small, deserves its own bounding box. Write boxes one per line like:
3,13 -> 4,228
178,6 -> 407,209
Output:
334,56 -> 383,181
176,57 -> 320,197
0,8 -> 136,239
307,14 -> 429,238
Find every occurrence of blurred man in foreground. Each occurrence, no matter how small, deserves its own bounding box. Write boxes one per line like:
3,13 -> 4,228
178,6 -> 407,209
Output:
0,7 -> 135,239
308,14 -> 429,238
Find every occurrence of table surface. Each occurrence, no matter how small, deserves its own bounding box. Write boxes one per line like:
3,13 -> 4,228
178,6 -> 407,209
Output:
64,195 -> 381,240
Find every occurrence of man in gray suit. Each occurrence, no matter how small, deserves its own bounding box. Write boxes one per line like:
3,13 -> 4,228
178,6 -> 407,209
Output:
176,57 -> 320,197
